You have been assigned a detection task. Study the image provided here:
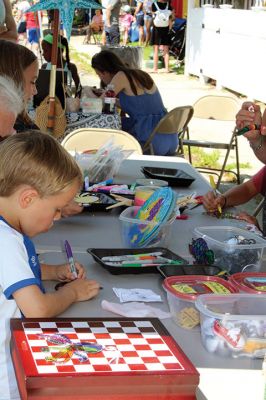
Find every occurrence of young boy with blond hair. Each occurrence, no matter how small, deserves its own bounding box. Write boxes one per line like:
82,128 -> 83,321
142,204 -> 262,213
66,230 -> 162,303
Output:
0,131 -> 100,399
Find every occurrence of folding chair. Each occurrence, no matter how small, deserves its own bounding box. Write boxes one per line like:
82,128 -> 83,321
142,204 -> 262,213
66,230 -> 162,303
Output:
178,95 -> 240,189
142,106 -> 194,155
61,127 -> 143,155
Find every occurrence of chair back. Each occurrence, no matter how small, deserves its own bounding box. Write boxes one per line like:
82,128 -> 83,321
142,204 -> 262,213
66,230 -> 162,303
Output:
193,95 -> 240,121
61,128 -> 143,154
142,105 -> 194,153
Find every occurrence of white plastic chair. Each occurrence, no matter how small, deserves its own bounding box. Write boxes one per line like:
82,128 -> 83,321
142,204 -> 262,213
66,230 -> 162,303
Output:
61,127 -> 143,155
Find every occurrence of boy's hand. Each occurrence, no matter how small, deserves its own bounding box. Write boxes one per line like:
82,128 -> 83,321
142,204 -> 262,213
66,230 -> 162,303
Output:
202,191 -> 225,212
56,262 -> 86,282
58,278 -> 100,302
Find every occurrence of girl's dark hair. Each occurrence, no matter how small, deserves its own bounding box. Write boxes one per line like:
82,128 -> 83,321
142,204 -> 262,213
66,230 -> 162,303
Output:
59,35 -> 71,70
91,50 -> 154,95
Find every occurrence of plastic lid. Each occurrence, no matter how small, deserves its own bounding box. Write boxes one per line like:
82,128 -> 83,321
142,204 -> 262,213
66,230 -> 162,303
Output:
229,272 -> 266,294
194,226 -> 266,248
163,275 -> 237,301
195,293 -> 266,320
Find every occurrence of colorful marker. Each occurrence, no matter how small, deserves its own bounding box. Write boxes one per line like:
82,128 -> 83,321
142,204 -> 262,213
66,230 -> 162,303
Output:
64,240 -> 78,278
236,124 -> 261,136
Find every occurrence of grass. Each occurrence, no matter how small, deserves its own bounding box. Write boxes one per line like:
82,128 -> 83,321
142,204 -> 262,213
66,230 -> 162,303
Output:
184,147 -> 221,169
69,47 -> 93,74
183,147 -> 251,182
70,38 -> 184,75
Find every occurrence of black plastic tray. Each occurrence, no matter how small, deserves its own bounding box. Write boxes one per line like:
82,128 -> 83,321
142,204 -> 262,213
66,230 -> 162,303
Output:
87,247 -> 189,275
157,264 -> 227,278
142,166 -> 195,187
78,193 -> 117,211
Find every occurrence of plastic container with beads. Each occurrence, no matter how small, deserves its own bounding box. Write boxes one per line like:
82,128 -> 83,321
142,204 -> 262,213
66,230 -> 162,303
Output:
193,226 -> 266,273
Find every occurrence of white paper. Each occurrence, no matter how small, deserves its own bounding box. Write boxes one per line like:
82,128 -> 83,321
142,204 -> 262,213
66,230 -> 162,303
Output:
113,287 -> 162,303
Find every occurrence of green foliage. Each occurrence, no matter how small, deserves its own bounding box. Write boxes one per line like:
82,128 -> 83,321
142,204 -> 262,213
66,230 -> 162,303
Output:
185,147 -> 221,169
69,48 -> 93,74
226,162 -> 251,170
184,148 -> 250,171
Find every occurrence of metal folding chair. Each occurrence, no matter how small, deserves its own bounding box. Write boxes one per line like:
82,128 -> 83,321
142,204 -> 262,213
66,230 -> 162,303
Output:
178,95 -> 241,189
61,127 -> 143,155
142,106 -> 194,155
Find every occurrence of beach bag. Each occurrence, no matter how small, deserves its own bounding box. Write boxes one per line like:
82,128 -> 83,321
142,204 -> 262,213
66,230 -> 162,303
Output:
153,2 -> 172,28
35,95 -> 67,138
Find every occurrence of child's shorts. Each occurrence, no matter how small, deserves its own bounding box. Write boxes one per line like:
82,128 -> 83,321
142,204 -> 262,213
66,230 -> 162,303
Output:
27,28 -> 40,44
144,13 -> 153,22
136,14 -> 144,27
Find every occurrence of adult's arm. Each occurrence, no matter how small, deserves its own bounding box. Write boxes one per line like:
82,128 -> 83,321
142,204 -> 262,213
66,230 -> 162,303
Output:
0,0 -> 18,41
69,62 -> 81,95
202,179 -> 259,211
134,1 -> 143,16
105,0 -> 119,27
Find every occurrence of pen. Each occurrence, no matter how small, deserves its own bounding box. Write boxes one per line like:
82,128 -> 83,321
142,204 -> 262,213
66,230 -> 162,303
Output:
84,176 -> 89,191
88,179 -> 113,191
101,252 -> 163,262
64,240 -> 78,279
105,260 -> 183,267
236,124 -> 260,136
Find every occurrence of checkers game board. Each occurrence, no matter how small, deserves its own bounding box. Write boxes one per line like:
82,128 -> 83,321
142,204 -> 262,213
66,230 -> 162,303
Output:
11,318 -> 199,400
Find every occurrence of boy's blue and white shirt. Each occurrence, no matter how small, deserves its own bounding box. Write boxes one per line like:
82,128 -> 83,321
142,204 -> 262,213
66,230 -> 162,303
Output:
0,217 -> 44,399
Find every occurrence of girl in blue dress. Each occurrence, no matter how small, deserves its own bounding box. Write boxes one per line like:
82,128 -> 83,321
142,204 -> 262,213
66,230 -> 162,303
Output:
91,50 -> 178,155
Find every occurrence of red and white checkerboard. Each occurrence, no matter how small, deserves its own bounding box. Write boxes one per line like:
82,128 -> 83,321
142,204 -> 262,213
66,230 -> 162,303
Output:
22,320 -> 185,374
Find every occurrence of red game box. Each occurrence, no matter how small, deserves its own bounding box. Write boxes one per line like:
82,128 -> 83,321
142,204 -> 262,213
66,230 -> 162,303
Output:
11,318 -> 199,400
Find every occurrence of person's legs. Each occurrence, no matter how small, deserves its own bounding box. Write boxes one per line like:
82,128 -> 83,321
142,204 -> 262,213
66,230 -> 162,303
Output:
144,16 -> 152,46
163,45 -> 169,72
102,24 -> 107,44
123,27 -> 129,46
136,14 -> 145,45
27,28 -> 40,56
138,25 -> 144,46
153,45 -> 159,73
109,25 -> 120,45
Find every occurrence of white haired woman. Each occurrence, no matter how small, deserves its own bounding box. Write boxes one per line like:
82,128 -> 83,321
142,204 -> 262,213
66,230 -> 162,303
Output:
0,75 -> 23,140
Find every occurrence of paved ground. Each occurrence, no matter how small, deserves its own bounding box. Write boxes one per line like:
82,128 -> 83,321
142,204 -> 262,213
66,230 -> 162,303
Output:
70,35 -> 264,179
69,36 -> 265,221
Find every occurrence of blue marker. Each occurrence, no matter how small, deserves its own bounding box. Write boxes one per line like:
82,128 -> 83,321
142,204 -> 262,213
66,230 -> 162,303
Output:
64,240 -> 78,278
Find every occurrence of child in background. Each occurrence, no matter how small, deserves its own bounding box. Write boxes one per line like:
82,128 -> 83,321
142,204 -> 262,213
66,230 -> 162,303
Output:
120,5 -> 133,46
0,131 -> 100,399
41,33 -> 81,97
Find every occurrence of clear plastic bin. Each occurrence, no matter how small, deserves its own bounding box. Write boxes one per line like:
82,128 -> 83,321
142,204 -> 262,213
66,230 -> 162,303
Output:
119,206 -> 175,248
193,226 -> 266,273
163,275 -> 237,330
229,272 -> 266,294
195,293 -> 266,358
